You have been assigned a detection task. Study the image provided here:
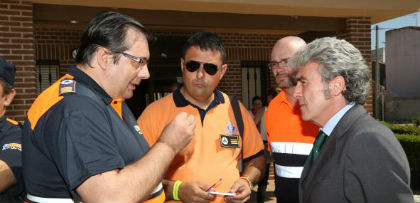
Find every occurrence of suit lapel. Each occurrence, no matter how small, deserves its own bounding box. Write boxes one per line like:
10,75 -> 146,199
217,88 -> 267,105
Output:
300,105 -> 366,202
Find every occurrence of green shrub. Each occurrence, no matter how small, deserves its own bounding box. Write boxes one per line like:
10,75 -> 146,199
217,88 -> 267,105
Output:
412,116 -> 420,127
396,134 -> 420,190
380,122 -> 420,135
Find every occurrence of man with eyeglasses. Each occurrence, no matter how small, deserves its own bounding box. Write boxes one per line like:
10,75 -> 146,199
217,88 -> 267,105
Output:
138,32 -> 265,203
22,11 -> 195,203
265,36 -> 319,202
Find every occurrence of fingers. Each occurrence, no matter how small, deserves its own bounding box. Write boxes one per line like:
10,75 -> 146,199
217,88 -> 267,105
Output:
186,114 -> 196,132
158,112 -> 196,153
225,179 -> 251,203
174,111 -> 188,120
186,114 -> 195,123
179,182 -> 215,203
194,182 -> 216,201
174,112 -> 195,131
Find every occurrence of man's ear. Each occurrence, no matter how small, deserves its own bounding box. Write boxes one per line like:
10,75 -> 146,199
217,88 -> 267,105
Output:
329,75 -> 346,96
3,89 -> 16,107
180,58 -> 185,73
96,47 -> 113,70
219,64 -> 228,80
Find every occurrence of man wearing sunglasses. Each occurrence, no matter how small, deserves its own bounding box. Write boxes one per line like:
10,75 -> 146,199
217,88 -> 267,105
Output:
22,11 -> 195,203
138,32 -> 265,203
265,36 -> 319,203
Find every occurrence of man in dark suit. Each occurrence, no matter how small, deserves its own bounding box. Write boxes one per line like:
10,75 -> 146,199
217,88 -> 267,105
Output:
290,37 -> 414,203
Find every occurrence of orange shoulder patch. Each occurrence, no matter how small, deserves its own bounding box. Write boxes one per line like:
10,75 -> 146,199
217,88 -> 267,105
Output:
27,74 -> 74,130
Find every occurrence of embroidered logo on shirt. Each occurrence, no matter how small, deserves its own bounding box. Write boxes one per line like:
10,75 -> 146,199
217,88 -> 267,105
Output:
134,125 -> 143,136
220,121 -> 240,148
225,121 -> 237,135
59,79 -> 76,95
2,143 -> 22,152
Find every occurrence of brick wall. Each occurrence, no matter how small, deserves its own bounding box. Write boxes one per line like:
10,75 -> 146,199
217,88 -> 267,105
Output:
2,7 -> 373,121
0,0 -> 35,122
31,18 -> 373,114
151,31 -> 284,99
218,33 -> 284,100
34,28 -> 283,101
34,27 -> 81,76
338,17 -> 373,113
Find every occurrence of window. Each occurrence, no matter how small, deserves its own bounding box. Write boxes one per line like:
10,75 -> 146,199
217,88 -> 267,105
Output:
36,60 -> 60,94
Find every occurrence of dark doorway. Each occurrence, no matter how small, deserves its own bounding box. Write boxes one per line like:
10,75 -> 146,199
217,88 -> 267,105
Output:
240,61 -> 269,109
126,35 -> 188,118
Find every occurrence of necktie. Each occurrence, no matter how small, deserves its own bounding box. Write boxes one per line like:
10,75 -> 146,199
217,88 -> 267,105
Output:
312,130 -> 328,162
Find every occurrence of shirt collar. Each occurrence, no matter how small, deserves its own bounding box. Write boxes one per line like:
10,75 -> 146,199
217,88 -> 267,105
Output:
69,66 -> 113,104
321,102 -> 355,136
173,87 -> 225,108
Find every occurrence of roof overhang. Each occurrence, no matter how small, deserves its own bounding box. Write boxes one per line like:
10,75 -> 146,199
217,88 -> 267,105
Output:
27,0 -> 420,24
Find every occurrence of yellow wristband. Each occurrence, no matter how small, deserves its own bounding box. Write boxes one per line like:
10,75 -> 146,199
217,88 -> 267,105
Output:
239,176 -> 253,188
173,180 -> 182,201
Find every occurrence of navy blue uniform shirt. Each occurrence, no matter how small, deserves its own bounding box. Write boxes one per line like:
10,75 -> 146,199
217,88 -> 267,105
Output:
22,67 -> 150,198
0,116 -> 24,202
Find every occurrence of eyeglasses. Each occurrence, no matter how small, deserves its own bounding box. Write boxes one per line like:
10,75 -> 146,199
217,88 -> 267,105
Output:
121,52 -> 149,68
185,60 -> 219,76
268,58 -> 289,70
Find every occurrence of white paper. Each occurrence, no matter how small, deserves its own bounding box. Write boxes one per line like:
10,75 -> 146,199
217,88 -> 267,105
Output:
207,191 -> 236,196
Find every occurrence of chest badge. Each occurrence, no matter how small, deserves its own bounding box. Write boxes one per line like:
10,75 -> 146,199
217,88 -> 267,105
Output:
2,143 -> 22,152
220,121 -> 240,148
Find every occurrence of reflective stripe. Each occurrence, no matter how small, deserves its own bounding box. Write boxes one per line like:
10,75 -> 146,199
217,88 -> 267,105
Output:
143,188 -> 165,203
26,194 -> 74,203
150,182 -> 163,197
270,142 -> 313,155
274,164 -> 304,179
143,182 -> 165,203
27,183 -> 164,203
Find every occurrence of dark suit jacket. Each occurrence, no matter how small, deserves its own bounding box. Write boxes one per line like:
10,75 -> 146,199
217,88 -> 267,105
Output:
299,105 -> 413,203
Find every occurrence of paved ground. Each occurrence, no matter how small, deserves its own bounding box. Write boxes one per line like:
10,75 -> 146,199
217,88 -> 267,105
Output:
248,178 -> 276,203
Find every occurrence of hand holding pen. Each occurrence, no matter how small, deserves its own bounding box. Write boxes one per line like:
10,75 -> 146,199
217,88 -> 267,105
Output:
206,178 -> 223,192
206,178 -> 236,197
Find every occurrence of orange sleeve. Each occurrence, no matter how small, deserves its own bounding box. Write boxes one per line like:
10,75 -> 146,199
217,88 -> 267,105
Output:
137,104 -> 162,147
264,104 -> 273,152
239,101 -> 264,159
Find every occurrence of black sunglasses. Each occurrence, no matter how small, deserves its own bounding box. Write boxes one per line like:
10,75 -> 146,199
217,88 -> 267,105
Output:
185,60 -> 219,75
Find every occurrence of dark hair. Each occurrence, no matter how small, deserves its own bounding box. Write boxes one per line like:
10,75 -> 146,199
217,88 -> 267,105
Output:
252,96 -> 262,103
182,32 -> 226,63
75,11 -> 152,65
0,79 -> 13,97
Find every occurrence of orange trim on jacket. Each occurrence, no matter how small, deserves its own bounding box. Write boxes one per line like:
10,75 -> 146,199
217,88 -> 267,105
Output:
27,74 -> 74,130
110,98 -> 123,119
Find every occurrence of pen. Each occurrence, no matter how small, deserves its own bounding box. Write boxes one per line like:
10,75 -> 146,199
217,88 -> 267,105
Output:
206,178 -> 223,192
